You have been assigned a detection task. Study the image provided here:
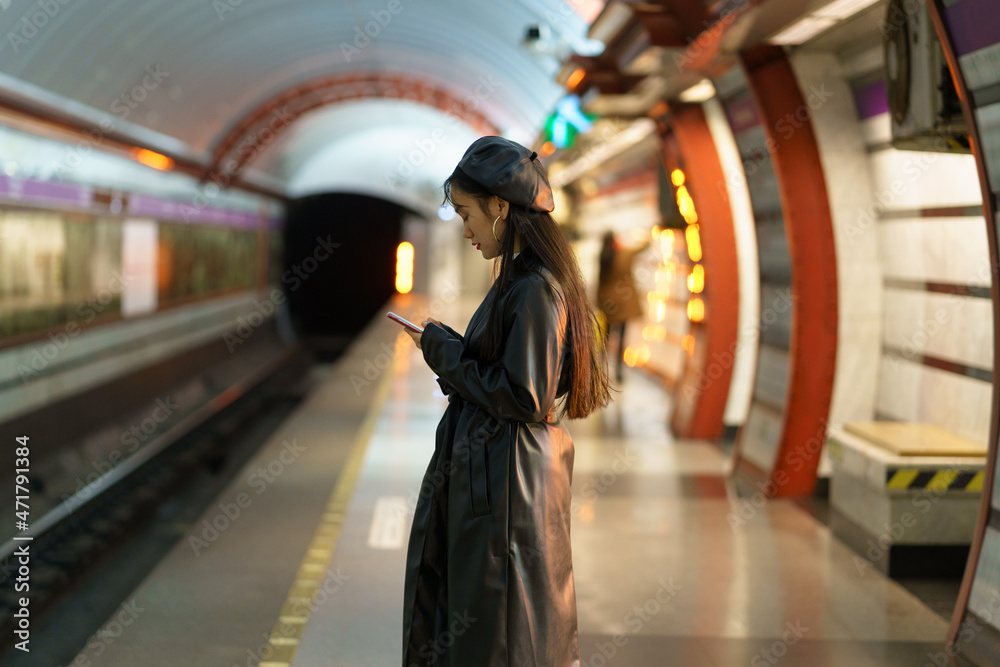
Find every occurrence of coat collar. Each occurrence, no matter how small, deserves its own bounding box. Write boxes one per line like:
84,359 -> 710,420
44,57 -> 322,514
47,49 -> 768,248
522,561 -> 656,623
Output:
503,245 -> 565,307
489,246 -> 538,301
510,244 -> 541,274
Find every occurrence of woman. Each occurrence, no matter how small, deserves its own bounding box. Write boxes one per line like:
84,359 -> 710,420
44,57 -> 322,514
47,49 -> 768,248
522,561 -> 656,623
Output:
597,231 -> 651,382
398,136 -> 612,666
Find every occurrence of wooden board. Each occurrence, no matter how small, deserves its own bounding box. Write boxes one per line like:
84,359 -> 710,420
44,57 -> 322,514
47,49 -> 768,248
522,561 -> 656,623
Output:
843,422 -> 987,457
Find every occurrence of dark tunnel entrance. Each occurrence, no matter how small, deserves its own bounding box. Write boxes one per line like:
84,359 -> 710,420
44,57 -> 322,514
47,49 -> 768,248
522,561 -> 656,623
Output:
282,193 -> 410,359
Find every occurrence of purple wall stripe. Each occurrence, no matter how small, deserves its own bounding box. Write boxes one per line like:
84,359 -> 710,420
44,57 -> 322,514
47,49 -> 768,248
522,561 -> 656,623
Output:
127,193 -> 262,228
945,0 -> 1000,57
0,175 -> 277,230
853,79 -> 889,120
0,175 -> 93,208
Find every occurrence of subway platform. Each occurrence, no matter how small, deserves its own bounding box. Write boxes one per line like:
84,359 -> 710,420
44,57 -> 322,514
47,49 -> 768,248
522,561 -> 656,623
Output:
68,294 -> 952,667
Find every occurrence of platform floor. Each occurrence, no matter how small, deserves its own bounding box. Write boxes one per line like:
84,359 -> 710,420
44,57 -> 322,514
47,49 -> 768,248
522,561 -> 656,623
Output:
74,295 -> 953,667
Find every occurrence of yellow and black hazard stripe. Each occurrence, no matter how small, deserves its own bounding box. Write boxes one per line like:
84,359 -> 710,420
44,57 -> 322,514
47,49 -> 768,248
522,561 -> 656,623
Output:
885,468 -> 984,492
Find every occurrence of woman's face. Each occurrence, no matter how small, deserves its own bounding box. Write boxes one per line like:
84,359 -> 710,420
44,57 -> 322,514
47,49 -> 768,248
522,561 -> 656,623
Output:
452,187 -> 506,260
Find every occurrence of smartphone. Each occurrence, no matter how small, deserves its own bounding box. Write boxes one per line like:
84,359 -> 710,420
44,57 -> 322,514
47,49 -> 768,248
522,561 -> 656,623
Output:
387,311 -> 423,333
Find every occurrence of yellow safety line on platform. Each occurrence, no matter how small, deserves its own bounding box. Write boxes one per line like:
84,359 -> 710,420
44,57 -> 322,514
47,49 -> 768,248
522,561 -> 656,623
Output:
259,333 -> 403,667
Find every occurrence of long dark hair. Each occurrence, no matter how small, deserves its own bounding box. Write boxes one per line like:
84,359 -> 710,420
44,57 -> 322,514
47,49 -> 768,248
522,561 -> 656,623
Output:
444,167 -> 612,419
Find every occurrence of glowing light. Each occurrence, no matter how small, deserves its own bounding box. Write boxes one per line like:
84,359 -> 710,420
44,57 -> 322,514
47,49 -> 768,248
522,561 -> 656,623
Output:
660,229 -> 675,256
682,334 -> 695,354
556,95 -> 593,133
540,141 -> 557,157
656,300 -> 666,322
687,297 -> 705,322
676,185 -> 699,224
438,204 -> 456,221
133,148 -> 174,171
687,265 -> 705,293
686,224 -> 702,262
637,345 -> 650,364
553,116 -> 569,148
566,68 -> 586,91
642,324 -> 667,341
679,79 -> 717,103
395,241 -> 414,294
769,0 -> 882,45
658,266 -> 674,290
622,345 -> 650,367
649,100 -> 669,118
674,180 -> 699,224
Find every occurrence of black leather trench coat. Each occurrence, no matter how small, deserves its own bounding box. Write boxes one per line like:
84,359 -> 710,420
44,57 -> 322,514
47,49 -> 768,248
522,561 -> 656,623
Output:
401,247 -> 580,667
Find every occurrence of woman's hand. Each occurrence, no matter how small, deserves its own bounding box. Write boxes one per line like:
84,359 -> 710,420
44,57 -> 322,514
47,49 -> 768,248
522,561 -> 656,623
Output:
404,326 -> 422,349
403,318 -> 443,350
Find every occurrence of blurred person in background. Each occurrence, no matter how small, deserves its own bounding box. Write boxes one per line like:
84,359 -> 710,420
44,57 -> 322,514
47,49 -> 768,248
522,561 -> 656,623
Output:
597,230 -> 650,383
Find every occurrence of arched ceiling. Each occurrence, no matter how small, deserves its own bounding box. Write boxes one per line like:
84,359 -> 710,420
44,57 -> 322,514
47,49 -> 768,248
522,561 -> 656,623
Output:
271,98 -> 483,214
0,0 -> 602,203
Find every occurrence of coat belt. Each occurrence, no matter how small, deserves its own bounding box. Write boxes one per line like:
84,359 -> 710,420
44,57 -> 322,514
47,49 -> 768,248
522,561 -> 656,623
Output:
450,393 -> 558,425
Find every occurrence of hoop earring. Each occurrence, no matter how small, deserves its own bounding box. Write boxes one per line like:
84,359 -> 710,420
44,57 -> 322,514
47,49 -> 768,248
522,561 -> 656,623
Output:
492,215 -> 501,243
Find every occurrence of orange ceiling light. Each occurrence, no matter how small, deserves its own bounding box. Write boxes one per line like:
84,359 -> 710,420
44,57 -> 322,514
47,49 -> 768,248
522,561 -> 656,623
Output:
649,100 -> 670,119
133,148 -> 175,171
566,67 -> 586,91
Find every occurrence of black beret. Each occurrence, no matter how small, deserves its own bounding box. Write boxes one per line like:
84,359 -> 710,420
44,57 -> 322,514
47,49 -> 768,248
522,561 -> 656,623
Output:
455,136 -> 555,212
